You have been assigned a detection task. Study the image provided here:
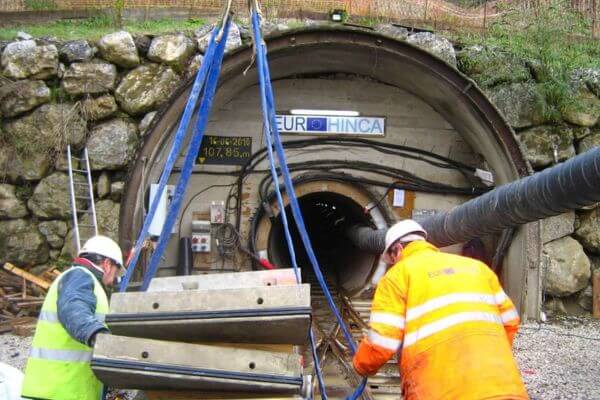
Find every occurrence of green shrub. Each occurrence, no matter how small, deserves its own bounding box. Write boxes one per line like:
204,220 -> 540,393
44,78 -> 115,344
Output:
24,0 -> 57,11
113,0 -> 125,29
459,0 -> 599,122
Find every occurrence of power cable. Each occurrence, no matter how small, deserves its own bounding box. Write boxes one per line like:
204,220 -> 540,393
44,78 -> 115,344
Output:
174,137 -> 488,234
364,179 -> 404,213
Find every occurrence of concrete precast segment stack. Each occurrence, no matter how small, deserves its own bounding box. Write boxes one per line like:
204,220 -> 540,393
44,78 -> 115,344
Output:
106,284 -> 311,344
92,269 -> 311,396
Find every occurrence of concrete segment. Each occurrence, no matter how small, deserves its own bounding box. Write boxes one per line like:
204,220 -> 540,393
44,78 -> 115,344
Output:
107,284 -> 311,344
148,269 -> 300,292
92,335 -> 304,394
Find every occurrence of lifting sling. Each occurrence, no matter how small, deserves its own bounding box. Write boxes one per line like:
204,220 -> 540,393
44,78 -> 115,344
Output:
120,0 -> 367,397
248,2 -> 367,398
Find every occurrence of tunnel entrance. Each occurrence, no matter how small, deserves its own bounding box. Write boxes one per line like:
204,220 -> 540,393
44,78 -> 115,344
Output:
122,27 -> 538,320
267,191 -> 380,294
120,26 -> 539,398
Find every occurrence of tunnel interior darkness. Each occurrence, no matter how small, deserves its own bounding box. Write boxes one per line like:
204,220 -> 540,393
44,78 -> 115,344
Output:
268,192 -> 377,292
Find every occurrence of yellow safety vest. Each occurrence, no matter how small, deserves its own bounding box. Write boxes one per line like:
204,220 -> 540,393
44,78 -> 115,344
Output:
21,266 -> 109,400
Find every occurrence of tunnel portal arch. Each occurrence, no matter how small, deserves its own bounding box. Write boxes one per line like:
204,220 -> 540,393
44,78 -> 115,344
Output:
120,27 -> 540,318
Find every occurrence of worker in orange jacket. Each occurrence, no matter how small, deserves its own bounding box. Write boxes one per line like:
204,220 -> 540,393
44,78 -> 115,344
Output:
353,220 -> 529,400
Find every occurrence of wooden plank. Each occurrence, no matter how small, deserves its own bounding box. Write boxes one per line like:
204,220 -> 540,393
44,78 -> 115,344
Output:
2,309 -> 16,318
3,263 -> 51,290
10,316 -> 37,326
6,297 -> 43,302
15,300 -> 43,308
0,269 -> 23,287
0,323 -> 12,334
12,322 -> 36,336
593,270 -> 600,319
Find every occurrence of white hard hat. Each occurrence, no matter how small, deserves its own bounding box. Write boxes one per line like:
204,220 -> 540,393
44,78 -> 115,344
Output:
381,220 -> 427,264
79,235 -> 124,271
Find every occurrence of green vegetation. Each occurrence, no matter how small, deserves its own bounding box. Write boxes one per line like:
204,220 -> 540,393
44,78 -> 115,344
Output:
285,19 -> 306,29
457,0 -> 600,122
448,0 -> 486,8
113,0 -> 125,28
24,0 -> 57,11
0,16 -> 206,40
14,183 -> 34,202
347,15 -> 385,27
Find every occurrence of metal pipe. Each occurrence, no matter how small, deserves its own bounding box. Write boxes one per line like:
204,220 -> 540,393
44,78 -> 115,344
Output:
176,237 -> 193,276
348,148 -> 600,252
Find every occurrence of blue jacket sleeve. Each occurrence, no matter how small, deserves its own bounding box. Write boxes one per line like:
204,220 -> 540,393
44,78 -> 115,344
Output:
57,269 -> 109,346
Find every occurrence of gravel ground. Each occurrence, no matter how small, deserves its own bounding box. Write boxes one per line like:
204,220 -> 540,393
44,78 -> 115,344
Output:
0,334 -> 31,371
1,316 -> 599,399
515,316 -> 600,400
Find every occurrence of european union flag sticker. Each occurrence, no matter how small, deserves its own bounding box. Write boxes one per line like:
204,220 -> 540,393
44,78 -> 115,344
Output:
307,117 -> 327,131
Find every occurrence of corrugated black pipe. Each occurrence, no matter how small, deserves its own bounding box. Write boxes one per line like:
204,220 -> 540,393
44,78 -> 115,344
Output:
348,148 -> 600,252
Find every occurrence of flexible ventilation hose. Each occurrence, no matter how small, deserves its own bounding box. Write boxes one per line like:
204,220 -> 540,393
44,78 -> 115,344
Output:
347,148 -> 600,251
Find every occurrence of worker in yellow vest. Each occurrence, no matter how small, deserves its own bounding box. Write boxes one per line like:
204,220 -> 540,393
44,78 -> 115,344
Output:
21,235 -> 125,400
353,220 -> 528,400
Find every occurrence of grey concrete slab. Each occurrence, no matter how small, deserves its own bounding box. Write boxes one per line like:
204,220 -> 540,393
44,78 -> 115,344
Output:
92,335 -> 304,394
107,284 -> 311,344
148,269 -> 300,292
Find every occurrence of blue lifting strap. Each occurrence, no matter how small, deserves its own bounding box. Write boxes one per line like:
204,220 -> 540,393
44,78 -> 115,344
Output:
248,11 -> 326,399
119,25 -> 222,292
139,18 -> 231,291
250,6 -> 367,400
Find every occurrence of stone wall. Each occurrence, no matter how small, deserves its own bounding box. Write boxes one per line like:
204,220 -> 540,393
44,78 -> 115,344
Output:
455,46 -> 600,315
0,21 -> 598,314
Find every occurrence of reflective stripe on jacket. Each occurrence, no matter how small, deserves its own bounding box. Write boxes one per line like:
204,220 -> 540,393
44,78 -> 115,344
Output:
21,266 -> 109,400
353,241 -> 528,400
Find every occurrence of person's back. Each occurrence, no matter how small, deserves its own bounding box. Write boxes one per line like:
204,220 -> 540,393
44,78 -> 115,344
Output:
354,240 -> 528,400
396,241 -> 527,399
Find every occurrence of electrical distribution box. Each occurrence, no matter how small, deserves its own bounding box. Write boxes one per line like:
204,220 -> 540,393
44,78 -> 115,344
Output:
191,220 -> 211,253
210,201 -> 225,224
148,184 -> 175,236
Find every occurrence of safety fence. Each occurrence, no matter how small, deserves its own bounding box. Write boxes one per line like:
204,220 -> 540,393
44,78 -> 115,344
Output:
0,0 -> 344,12
0,0 -> 598,35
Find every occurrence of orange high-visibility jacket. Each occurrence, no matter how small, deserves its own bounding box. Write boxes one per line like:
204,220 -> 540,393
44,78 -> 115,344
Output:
353,241 -> 528,400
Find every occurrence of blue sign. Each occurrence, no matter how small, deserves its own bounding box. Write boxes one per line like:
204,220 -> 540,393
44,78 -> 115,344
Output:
307,117 -> 327,132
276,114 -> 385,136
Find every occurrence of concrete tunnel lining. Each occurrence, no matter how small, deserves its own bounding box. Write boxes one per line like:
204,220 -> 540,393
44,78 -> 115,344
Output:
120,26 -> 541,318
